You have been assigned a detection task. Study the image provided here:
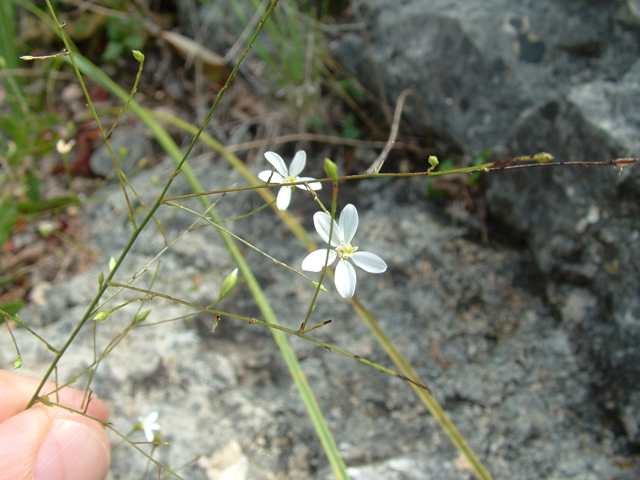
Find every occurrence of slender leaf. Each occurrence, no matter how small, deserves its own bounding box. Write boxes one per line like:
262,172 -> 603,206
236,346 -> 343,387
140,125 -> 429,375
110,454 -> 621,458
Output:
0,197 -> 18,247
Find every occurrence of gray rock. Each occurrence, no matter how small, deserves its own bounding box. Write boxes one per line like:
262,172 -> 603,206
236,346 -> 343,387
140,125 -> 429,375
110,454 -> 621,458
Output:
331,0 -> 640,449
487,65 -> 640,444
89,125 -> 154,178
331,0 -> 639,156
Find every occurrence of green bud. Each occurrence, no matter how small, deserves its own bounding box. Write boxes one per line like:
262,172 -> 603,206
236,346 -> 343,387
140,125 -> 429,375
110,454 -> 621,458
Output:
94,311 -> 110,321
134,309 -> 151,324
532,152 -> 554,163
13,356 -> 22,369
312,280 -> 328,292
109,257 -> 116,272
218,268 -> 238,302
98,271 -> 104,287
132,50 -> 145,63
427,155 -> 439,172
324,158 -> 339,182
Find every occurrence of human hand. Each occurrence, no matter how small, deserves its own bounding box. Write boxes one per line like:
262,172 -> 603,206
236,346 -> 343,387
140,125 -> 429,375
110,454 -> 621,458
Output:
0,369 -> 110,480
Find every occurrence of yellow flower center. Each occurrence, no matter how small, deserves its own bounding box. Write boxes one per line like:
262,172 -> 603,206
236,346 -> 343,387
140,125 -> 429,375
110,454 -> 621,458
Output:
335,243 -> 356,259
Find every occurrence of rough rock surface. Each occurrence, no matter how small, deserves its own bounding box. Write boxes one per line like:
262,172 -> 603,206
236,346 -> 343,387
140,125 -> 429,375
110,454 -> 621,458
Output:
333,0 -> 640,453
333,0 -> 639,155
3,155 -> 632,479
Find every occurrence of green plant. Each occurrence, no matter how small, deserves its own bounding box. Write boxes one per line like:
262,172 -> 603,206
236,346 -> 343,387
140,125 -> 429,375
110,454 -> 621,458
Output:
3,1 -> 634,480
102,15 -> 148,63
426,149 -> 492,198
221,0 -> 329,125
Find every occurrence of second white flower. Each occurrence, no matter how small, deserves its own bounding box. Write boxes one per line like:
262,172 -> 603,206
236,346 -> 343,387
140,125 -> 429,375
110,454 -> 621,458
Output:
258,150 -> 322,211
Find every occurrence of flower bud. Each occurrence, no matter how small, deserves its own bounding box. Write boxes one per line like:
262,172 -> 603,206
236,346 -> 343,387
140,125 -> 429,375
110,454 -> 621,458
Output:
218,268 -> 238,302
94,311 -> 110,321
324,158 -> 339,182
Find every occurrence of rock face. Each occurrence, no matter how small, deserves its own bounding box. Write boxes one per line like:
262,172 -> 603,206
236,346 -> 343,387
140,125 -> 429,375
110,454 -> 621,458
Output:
334,0 -> 639,155
333,0 -> 640,448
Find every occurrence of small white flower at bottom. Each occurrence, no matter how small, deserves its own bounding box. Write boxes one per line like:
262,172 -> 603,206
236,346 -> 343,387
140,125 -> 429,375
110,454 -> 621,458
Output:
258,150 -> 322,211
56,139 -> 76,155
301,204 -> 387,298
138,412 -> 161,442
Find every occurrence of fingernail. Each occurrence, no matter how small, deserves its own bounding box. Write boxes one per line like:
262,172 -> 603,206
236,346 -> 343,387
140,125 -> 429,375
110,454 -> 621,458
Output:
34,419 -> 110,480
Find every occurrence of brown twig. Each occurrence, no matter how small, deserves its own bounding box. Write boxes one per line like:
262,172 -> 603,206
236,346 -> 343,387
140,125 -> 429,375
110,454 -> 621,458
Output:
366,88 -> 414,174
223,131 -> 426,155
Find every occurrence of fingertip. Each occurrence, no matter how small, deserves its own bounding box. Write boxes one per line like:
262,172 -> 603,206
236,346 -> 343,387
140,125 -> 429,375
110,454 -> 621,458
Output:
34,419 -> 110,480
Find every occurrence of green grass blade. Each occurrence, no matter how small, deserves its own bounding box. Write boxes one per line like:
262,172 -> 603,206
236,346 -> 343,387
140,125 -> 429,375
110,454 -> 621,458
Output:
349,297 -> 493,480
0,0 -> 19,71
72,54 -> 350,479
0,0 -> 26,117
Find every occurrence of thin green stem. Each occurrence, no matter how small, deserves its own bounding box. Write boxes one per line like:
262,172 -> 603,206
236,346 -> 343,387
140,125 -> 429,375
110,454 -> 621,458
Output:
107,282 -> 429,392
348,297 -> 492,479
106,426 -> 184,480
164,202 -> 322,287
106,51 -> 144,138
1,310 -> 59,353
299,181 -> 336,333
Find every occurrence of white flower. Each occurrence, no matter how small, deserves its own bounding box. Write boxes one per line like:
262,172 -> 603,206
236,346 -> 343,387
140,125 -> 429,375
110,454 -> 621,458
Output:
301,204 -> 387,298
258,151 -> 322,211
56,138 -> 76,155
138,412 -> 161,442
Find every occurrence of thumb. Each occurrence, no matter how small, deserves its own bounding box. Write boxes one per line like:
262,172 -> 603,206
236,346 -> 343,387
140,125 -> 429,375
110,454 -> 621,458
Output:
0,408 -> 111,480
0,370 -> 110,480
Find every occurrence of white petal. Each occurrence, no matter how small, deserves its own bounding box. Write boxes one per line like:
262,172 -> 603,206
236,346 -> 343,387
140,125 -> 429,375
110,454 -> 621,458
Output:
339,204 -> 358,244
335,259 -> 357,298
144,428 -> 154,442
258,170 -> 284,184
264,151 -> 288,177
276,186 -> 292,211
145,412 -> 158,423
289,150 -> 306,177
352,251 -> 387,273
294,177 -> 322,190
313,212 -> 341,246
301,249 -> 337,272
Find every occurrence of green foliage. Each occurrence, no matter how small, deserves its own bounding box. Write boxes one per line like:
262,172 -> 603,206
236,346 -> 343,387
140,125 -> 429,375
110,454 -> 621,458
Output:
0,109 -> 64,230
341,112 -> 361,140
337,78 -> 364,102
426,158 -> 455,199
426,149 -> 492,198
102,16 -> 147,63
468,149 -> 492,186
0,197 -> 18,248
222,0 -> 328,124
